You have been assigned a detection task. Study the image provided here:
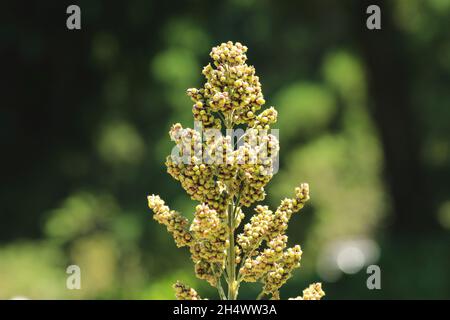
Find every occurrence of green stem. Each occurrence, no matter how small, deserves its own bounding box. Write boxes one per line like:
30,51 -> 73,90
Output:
256,291 -> 266,300
212,264 -> 227,300
224,114 -> 240,299
226,202 -> 237,300
217,278 -> 227,300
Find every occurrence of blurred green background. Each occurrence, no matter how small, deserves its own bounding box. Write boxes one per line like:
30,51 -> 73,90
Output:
1,0 -> 449,299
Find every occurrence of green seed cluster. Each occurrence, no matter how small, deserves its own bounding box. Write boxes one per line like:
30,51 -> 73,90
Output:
169,123 -> 203,159
166,154 -> 229,216
263,245 -> 303,297
166,123 -> 279,211
250,107 -> 278,130
193,260 -> 218,287
235,138 -> 279,207
239,235 -> 287,282
190,204 -> 228,266
237,205 -> 273,253
187,41 -> 265,127
289,283 -> 325,300
191,203 -> 222,240
267,184 -> 310,241
190,238 -> 228,265
203,135 -> 236,181
173,281 -> 202,300
236,185 -> 311,298
147,195 -> 193,247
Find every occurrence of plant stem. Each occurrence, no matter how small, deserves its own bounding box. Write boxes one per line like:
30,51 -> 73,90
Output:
212,264 -> 227,300
217,278 -> 227,300
224,116 -> 239,300
226,202 -> 238,300
256,291 -> 266,300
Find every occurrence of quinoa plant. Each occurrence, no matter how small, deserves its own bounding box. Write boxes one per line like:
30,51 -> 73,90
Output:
147,41 -> 324,300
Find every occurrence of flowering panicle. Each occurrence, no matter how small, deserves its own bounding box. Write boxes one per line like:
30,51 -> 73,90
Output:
191,203 -> 223,240
239,235 -> 287,282
173,281 -> 203,300
250,107 -> 278,130
263,245 -> 303,297
147,41 -> 324,300
189,204 -> 228,271
187,42 -> 266,127
267,184 -> 310,241
147,195 -> 192,247
193,259 -> 219,287
289,283 -> 325,300
237,205 -> 273,253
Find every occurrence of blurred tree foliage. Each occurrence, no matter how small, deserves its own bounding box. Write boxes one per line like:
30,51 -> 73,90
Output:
1,0 -> 449,299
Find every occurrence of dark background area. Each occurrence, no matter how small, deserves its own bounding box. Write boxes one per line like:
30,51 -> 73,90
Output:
1,0 -> 449,299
